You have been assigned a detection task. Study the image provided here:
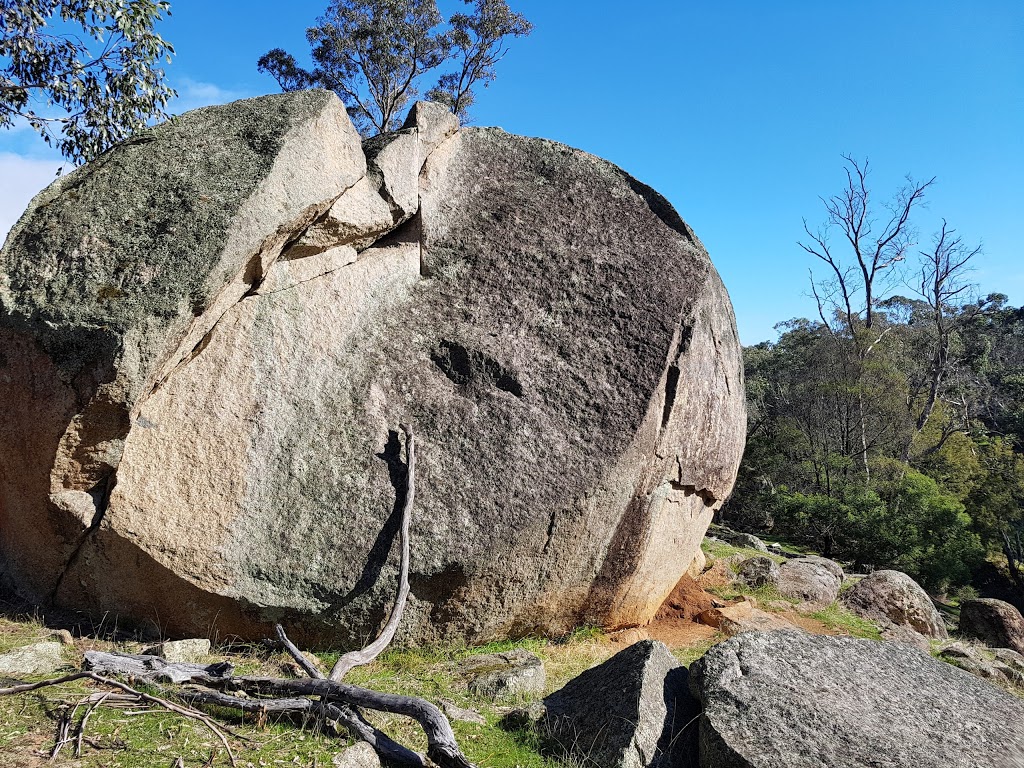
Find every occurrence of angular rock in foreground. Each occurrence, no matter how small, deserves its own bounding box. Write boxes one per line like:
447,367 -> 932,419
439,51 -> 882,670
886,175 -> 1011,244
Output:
544,640 -> 696,768
689,631 -> 1024,768
0,93 -> 745,645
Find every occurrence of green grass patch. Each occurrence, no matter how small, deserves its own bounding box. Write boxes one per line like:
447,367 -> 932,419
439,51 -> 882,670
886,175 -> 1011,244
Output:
701,539 -> 785,566
805,602 -> 882,640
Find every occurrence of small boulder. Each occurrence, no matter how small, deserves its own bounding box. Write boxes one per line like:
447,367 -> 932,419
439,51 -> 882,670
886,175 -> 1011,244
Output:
796,555 -> 844,582
462,648 -> 545,700
685,549 -> 707,580
697,601 -> 753,629
939,642 -> 1024,690
439,699 -> 486,725
736,556 -> 780,588
719,608 -> 796,637
709,526 -> 769,553
689,630 -> 1024,768
544,640 -> 697,768
332,742 -> 381,768
775,558 -> 841,604
840,570 -> 947,640
144,639 -> 212,664
500,701 -> 547,731
696,556 -> 744,589
0,642 -> 64,676
958,598 -> 1024,655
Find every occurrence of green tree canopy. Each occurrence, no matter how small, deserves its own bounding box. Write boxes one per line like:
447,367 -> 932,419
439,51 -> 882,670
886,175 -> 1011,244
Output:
0,0 -> 176,163
257,0 -> 531,137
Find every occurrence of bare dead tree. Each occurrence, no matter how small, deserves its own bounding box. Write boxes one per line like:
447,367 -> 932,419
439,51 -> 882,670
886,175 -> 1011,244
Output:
0,424 -> 476,768
901,221 -> 981,460
799,156 -> 935,480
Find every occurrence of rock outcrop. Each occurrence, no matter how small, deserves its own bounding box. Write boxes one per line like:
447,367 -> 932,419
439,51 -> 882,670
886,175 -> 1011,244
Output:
841,570 -> 947,640
735,556 -> 779,588
774,558 -> 841,605
543,640 -> 696,768
689,631 -> 1024,768
0,92 -> 745,645
958,598 -> 1024,655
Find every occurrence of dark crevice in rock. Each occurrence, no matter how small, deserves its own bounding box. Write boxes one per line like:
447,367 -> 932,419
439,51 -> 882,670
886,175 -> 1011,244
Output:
49,471 -> 117,604
660,364 -> 681,431
669,480 -> 717,507
431,340 -> 523,397
542,511 -> 557,555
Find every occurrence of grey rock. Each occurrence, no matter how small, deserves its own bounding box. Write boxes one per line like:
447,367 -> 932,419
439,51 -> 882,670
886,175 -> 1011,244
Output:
402,100 -> 460,157
0,98 -> 745,646
994,647 -> 1024,672
439,698 -> 486,725
144,638 -> 211,664
775,558 -> 841,604
363,129 -> 420,222
959,598 -> 1024,655
332,742 -> 381,768
841,570 -> 947,640
0,89 -> 363,611
500,701 -> 547,730
794,555 -> 843,582
544,640 -> 697,768
463,648 -> 545,700
938,642 -> 1024,690
0,641 -> 64,676
690,630 -> 1024,768
709,526 -> 768,553
878,622 -> 931,652
736,556 -> 779,588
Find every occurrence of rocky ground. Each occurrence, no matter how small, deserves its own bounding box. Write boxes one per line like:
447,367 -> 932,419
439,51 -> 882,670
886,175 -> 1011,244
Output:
2,533 -> 1022,768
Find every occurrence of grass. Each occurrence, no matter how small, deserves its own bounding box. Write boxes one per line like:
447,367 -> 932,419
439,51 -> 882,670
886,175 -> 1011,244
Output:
0,614 -> 626,768
805,602 -> 883,640
701,539 -> 786,566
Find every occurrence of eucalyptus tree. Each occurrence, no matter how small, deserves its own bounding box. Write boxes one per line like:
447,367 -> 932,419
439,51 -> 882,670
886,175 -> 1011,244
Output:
0,0 -> 176,163
257,0 -> 531,137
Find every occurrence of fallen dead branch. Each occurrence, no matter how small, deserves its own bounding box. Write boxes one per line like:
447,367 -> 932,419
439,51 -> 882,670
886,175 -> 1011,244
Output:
0,425 -> 476,768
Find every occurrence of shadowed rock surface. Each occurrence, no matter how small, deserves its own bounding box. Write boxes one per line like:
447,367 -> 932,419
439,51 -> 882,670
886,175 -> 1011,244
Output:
0,93 -> 745,645
689,631 -> 1024,768
543,640 -> 697,768
958,598 -> 1024,655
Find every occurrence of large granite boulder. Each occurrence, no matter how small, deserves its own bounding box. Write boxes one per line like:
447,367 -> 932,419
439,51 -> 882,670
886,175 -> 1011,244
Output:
774,558 -> 841,604
0,93 -> 745,645
689,631 -> 1024,768
841,570 -> 947,640
958,598 -> 1024,655
543,640 -> 696,768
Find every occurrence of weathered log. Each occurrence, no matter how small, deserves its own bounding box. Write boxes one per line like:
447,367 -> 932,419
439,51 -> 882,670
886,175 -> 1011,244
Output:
83,650 -> 234,683
217,675 -> 473,768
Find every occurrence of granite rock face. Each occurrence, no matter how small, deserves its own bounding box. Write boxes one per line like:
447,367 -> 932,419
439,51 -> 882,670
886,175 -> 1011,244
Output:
543,640 -> 697,768
0,93 -> 745,645
689,631 -> 1024,768
774,558 -> 841,605
841,570 -> 947,640
958,598 -> 1024,655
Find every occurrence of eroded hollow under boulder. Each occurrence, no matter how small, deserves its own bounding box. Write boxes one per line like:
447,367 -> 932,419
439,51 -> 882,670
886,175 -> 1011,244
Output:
0,93 -> 745,646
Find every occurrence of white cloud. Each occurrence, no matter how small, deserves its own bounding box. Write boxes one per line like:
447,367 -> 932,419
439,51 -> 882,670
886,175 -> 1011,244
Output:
170,78 -> 254,114
0,152 -> 65,246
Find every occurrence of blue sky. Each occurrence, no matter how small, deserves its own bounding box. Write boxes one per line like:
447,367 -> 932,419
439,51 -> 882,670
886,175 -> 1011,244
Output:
2,0 -> 1021,344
